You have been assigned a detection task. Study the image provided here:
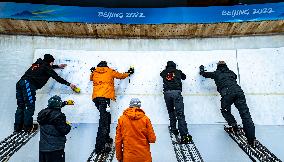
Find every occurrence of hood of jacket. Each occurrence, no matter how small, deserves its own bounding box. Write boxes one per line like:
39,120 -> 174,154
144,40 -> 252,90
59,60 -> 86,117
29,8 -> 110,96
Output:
123,107 -> 145,120
34,58 -> 52,68
34,58 -> 45,65
94,67 -> 109,74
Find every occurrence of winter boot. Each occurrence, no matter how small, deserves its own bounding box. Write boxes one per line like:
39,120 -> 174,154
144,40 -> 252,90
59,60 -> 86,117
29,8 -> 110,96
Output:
95,147 -> 104,154
180,134 -> 192,144
231,125 -> 240,134
103,146 -> 112,153
14,123 -> 23,133
247,138 -> 256,147
24,125 -> 33,133
24,124 -> 37,133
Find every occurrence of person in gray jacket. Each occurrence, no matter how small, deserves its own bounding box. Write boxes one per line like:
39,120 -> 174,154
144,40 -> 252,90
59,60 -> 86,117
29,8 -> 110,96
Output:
37,95 -> 73,162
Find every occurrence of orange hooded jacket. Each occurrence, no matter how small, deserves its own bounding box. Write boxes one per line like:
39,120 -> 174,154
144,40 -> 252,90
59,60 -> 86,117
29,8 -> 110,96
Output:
115,107 -> 156,162
90,67 -> 129,100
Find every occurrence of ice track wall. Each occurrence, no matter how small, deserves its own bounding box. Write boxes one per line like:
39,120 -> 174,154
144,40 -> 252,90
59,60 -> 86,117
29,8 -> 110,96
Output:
33,48 -> 284,125
0,35 -> 283,139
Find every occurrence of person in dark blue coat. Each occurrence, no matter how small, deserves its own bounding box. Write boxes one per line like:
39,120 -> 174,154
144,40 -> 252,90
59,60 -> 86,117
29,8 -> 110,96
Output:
14,54 -> 77,132
200,61 -> 255,146
37,95 -> 72,162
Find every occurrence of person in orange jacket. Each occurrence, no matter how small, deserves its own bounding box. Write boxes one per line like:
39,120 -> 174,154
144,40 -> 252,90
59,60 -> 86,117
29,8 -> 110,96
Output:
90,61 -> 134,154
115,98 -> 156,162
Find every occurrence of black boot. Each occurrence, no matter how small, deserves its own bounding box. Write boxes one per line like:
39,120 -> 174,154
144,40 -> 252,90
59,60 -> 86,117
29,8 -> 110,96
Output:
247,138 -> 256,147
104,146 -> 112,153
14,123 -> 23,133
228,125 -> 239,134
95,147 -> 104,154
24,125 -> 35,133
232,125 -> 240,134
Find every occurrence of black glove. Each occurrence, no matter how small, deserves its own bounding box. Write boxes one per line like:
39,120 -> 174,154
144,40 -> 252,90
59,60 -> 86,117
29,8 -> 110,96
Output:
199,65 -> 205,75
90,67 -> 96,73
127,67 -> 134,75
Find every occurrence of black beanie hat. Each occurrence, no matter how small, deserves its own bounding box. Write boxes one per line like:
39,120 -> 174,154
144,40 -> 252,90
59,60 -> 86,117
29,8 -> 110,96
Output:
43,54 -> 55,63
97,61 -> 108,67
166,61 -> 176,69
48,95 -> 62,109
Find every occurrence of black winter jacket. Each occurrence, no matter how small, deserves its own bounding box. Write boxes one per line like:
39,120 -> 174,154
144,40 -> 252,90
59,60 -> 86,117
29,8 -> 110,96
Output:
160,61 -> 186,92
37,108 -> 71,152
21,58 -> 70,90
200,64 -> 243,96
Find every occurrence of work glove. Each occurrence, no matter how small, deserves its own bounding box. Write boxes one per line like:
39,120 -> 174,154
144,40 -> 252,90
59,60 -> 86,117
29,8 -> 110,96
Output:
90,67 -> 96,73
62,100 -> 75,107
199,65 -> 205,75
70,84 -> 81,93
66,121 -> 71,126
127,67 -> 134,75
73,87 -> 81,93
64,100 -> 75,105
58,64 -> 67,69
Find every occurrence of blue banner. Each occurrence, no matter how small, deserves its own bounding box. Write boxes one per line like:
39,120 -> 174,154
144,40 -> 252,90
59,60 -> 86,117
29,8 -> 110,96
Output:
0,2 -> 283,24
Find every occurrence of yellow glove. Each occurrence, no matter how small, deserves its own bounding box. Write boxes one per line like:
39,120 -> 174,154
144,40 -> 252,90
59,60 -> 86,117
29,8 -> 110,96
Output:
63,100 -> 75,106
66,100 -> 75,105
73,87 -> 81,93
66,121 -> 71,125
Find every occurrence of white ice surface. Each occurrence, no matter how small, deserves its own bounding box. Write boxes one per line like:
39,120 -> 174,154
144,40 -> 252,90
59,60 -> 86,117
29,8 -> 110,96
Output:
237,48 -> 284,93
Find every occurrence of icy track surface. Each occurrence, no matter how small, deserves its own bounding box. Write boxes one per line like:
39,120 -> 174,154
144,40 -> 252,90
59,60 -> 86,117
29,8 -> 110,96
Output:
9,124 -> 284,162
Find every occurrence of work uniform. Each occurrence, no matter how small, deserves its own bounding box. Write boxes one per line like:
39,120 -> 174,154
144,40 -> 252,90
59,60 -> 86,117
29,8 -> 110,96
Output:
90,65 -> 129,153
15,58 -> 70,132
160,61 -> 189,137
37,96 -> 71,162
200,64 -> 255,142
116,107 -> 156,162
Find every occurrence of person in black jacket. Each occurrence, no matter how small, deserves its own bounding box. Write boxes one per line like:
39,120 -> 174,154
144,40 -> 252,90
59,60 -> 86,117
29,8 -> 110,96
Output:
37,95 -> 72,162
199,61 -> 255,146
160,61 -> 192,144
14,54 -> 77,132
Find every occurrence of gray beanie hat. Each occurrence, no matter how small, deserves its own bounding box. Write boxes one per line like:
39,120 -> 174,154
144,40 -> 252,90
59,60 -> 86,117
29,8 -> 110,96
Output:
129,98 -> 141,108
48,95 -> 62,109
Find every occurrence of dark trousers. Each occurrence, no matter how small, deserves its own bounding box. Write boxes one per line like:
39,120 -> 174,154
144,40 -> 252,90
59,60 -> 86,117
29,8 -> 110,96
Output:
221,92 -> 255,140
39,150 -> 65,162
93,97 -> 111,151
164,90 -> 189,136
14,79 -> 36,131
